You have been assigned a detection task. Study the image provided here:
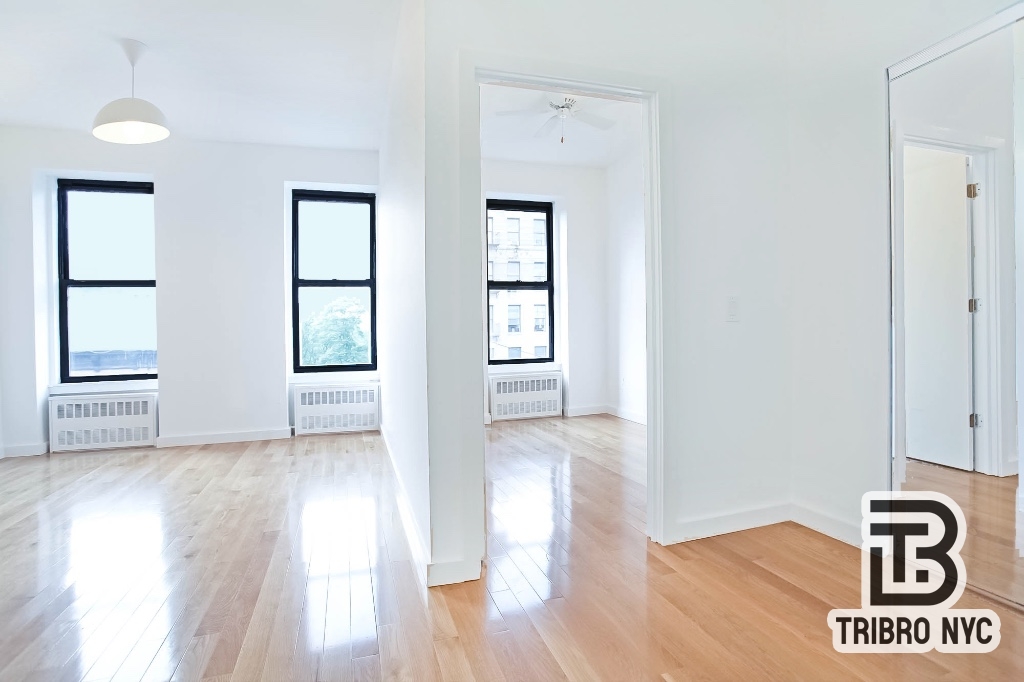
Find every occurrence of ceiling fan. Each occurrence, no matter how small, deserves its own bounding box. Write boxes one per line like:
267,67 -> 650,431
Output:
497,96 -> 616,143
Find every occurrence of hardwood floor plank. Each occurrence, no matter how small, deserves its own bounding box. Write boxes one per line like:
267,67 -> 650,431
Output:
904,458 -> 1024,604
1,419 -> 1022,681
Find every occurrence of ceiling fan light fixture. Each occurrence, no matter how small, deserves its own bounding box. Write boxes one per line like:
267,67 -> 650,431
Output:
92,97 -> 169,144
92,39 -> 169,145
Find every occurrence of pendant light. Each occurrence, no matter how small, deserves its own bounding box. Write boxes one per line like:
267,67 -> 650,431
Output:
92,39 -> 170,144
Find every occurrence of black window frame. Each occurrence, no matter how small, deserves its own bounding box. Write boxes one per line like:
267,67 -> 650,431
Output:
486,199 -> 555,365
291,189 -> 377,373
57,179 -> 157,383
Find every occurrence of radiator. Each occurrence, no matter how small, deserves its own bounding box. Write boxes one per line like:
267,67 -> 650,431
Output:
293,383 -> 380,435
489,371 -> 562,421
49,392 -> 157,452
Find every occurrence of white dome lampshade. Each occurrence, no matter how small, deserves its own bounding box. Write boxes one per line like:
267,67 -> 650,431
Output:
92,39 -> 169,144
92,97 -> 169,144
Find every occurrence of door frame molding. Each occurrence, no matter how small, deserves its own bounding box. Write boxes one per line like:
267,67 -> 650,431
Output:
888,3 -> 1024,80
473,67 -> 667,543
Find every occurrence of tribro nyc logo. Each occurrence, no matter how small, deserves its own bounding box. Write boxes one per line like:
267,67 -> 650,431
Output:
827,491 -> 1001,653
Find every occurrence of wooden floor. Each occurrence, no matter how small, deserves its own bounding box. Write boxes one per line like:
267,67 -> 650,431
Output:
904,457 -> 1024,606
0,416 -> 1022,681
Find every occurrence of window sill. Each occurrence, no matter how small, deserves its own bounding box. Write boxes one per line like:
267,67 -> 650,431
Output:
488,362 -> 561,375
289,371 -> 379,385
49,379 -> 159,396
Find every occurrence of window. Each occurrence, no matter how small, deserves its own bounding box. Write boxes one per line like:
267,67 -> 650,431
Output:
57,179 -> 157,382
507,217 -> 520,246
486,200 -> 554,363
292,190 -> 376,372
507,305 -> 521,333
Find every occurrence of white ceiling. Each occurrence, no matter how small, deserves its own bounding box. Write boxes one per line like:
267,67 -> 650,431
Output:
0,0 -> 402,150
480,84 -> 642,168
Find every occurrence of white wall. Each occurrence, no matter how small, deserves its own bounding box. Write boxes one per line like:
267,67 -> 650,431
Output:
427,0 -> 796,557
0,125 -> 377,454
1014,23 -> 1024,479
786,0 -> 1011,542
606,148 -> 647,424
420,0 -> 1012,565
376,0 -> 433,575
0,367 -> 5,454
481,159 -> 609,414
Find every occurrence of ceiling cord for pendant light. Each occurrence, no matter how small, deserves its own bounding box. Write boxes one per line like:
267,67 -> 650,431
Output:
92,39 -> 170,144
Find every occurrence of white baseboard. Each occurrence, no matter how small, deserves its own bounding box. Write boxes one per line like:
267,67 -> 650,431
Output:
155,427 -> 291,448
608,405 -> 647,425
661,501 -> 862,549
379,423 -> 429,586
564,405 -> 614,417
563,405 -> 648,424
2,441 -> 49,458
789,502 -> 861,547
662,503 -> 792,545
427,557 -> 483,587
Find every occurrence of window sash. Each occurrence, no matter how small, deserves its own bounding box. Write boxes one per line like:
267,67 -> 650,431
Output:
485,199 -> 554,365
292,190 -> 377,372
57,179 -> 157,383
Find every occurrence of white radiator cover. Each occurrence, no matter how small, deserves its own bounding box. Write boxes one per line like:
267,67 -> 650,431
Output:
49,392 -> 158,452
293,383 -> 380,435
489,371 -> 562,421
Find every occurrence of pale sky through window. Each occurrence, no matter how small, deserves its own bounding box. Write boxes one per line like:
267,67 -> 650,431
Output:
299,201 -> 370,280
65,190 -> 157,360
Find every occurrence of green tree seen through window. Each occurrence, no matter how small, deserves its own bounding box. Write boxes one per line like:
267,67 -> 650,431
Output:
301,297 -> 370,366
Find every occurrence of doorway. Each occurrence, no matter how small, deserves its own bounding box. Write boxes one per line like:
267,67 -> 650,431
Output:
903,145 -> 977,471
474,73 -> 664,542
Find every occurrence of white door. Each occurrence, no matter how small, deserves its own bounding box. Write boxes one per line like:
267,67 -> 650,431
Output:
903,146 -> 974,471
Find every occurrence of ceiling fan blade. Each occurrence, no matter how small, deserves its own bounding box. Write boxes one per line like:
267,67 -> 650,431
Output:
535,114 -> 560,138
573,110 -> 616,130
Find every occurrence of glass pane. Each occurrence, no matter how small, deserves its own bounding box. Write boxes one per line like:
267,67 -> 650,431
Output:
67,287 -> 157,376
533,218 -> 546,246
298,286 -> 372,367
534,304 -> 547,331
488,288 -> 551,361
67,190 -> 155,280
487,208 -> 548,282
298,200 -> 371,280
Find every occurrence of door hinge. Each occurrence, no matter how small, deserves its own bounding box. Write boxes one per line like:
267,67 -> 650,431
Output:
968,298 -> 979,313
967,183 -> 980,199
970,413 -> 980,428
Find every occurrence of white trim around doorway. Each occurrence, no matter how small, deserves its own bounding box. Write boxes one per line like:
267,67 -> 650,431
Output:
473,66 -> 667,544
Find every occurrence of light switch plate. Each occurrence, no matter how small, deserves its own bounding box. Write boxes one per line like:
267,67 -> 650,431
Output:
726,296 -> 740,322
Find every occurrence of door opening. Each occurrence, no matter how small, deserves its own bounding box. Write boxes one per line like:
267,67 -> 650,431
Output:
476,76 -> 662,545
